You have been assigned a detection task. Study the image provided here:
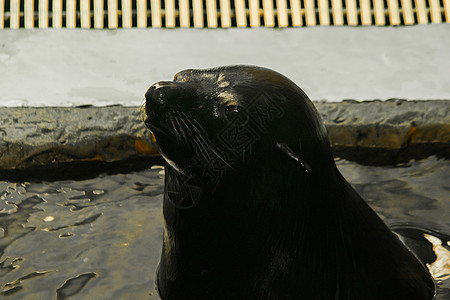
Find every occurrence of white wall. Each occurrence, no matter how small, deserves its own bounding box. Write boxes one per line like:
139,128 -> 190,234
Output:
0,25 -> 449,106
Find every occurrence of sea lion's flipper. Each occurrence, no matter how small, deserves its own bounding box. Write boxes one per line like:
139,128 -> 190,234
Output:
276,142 -> 311,173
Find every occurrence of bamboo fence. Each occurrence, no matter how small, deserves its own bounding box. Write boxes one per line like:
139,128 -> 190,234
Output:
0,0 -> 449,28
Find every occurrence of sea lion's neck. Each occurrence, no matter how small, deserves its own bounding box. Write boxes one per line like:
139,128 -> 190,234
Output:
162,159 -> 341,255
160,159 -> 345,295
160,157 -> 433,299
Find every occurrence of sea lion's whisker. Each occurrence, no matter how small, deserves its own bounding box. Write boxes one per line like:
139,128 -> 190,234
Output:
145,123 -> 174,139
188,117 -> 235,171
173,114 -> 189,144
191,118 -> 209,138
202,140 -> 235,171
192,136 -> 215,165
167,190 -> 181,195
188,131 -> 208,158
174,113 -> 216,168
139,101 -> 146,123
175,114 -> 214,164
176,113 -> 199,143
170,117 -> 182,141
176,113 -> 217,166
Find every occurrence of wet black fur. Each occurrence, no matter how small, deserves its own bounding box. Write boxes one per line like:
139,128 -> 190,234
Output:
145,66 -> 435,299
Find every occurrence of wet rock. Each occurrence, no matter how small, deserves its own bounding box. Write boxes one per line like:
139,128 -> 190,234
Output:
0,106 -> 157,170
0,100 -> 448,170
317,100 -> 449,149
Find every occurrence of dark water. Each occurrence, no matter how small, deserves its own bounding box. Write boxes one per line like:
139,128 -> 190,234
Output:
0,157 -> 449,299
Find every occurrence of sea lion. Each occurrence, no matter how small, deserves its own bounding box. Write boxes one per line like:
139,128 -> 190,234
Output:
144,66 -> 435,299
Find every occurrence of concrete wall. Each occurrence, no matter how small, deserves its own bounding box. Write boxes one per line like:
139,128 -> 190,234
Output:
1,25 -> 449,106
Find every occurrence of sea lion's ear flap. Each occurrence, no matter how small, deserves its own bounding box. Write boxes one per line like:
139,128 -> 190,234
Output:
276,142 -> 311,173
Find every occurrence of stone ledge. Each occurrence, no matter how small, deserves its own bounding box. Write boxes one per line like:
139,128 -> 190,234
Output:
318,99 -> 449,148
0,100 -> 448,172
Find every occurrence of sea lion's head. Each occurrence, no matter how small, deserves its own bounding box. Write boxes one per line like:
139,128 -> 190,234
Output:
145,65 -> 333,187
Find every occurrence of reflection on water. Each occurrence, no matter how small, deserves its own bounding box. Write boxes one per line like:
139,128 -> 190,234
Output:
0,158 -> 449,299
423,233 -> 450,281
0,166 -> 165,299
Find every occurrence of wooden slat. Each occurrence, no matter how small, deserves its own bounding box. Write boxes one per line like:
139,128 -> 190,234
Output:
444,0 -> 450,22
360,0 -> 372,25
235,0 -> 247,27
108,0 -> 118,28
318,0 -> 330,25
263,0 -> 275,27
249,0 -> 260,27
331,0 -> 344,25
179,0 -> 190,27
373,0 -> 385,25
165,0 -> 175,27
66,0 -> 76,28
24,0 -> 34,28
345,0 -> 357,25
414,0 -> 428,24
193,0 -> 204,27
289,0 -> 302,26
122,0 -> 132,28
94,0 -> 103,29
429,0 -> 442,23
387,0 -> 400,25
10,0 -> 20,29
277,0 -> 289,27
53,0 -> 62,28
304,0 -> 316,25
136,0 -> 147,27
6,0 -> 448,29
39,0 -> 48,28
220,0 -> 231,27
151,0 -> 161,27
0,0 -> 4,28
400,0 -> 414,24
206,0 -> 218,27
81,0 -> 90,28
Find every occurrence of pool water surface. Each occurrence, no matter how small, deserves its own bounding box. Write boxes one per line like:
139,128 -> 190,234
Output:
0,157 -> 449,299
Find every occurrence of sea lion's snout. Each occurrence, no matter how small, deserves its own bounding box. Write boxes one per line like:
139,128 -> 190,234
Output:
144,81 -> 178,129
145,81 -> 178,109
145,81 -> 197,118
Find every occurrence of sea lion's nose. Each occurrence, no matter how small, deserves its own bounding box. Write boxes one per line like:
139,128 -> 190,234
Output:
145,81 -> 196,115
145,81 -> 178,108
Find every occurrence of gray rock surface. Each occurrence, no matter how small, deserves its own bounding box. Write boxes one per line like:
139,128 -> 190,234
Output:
0,100 -> 448,170
319,100 -> 449,148
0,106 -> 156,169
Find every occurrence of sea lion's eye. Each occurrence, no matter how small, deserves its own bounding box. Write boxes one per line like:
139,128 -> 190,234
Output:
224,105 -> 247,124
225,105 -> 242,117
